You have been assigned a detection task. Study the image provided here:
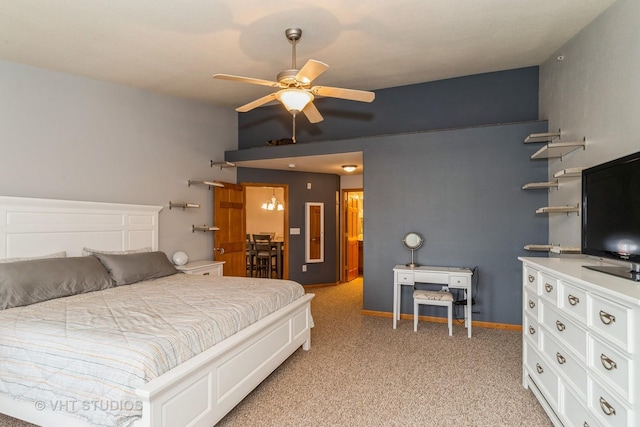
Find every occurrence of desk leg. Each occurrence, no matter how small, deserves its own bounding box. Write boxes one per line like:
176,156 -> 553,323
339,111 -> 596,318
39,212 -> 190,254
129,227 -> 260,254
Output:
393,281 -> 398,329
466,289 -> 472,338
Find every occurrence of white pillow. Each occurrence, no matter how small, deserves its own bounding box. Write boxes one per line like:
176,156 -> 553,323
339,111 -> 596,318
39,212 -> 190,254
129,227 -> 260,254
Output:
0,251 -> 67,264
82,247 -> 152,257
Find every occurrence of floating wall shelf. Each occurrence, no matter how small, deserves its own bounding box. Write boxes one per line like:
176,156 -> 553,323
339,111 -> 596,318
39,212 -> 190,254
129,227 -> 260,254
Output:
169,202 -> 200,210
524,129 -> 561,144
210,161 -> 236,169
522,181 -> 559,190
531,139 -> 586,160
192,225 -> 220,233
553,167 -> 586,178
524,244 -> 581,254
188,180 -> 224,189
535,204 -> 580,215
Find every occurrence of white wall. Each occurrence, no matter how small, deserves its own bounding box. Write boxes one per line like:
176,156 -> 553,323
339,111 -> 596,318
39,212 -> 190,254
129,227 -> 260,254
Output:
539,0 -> 640,247
0,60 -> 238,262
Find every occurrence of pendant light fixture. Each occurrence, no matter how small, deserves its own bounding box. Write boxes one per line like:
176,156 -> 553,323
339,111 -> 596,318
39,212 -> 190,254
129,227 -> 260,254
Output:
261,189 -> 284,211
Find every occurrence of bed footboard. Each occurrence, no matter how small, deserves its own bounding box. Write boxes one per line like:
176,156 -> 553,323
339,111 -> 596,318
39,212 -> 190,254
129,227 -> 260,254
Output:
136,293 -> 314,427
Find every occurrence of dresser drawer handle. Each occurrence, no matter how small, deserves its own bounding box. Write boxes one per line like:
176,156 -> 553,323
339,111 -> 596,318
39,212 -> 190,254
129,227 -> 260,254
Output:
528,300 -> 535,309
528,274 -> 535,283
536,363 -> 543,374
600,354 -> 617,371
544,283 -> 553,293
599,310 -> 616,325
567,295 -> 580,306
599,397 -> 616,416
202,272 -> 210,276
556,352 -> 566,365
529,326 -> 536,335
555,320 -> 565,332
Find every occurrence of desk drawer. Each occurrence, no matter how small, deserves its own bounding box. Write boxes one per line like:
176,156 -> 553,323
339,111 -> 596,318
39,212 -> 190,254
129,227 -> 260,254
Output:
414,271 -> 448,284
396,272 -> 414,285
449,275 -> 469,288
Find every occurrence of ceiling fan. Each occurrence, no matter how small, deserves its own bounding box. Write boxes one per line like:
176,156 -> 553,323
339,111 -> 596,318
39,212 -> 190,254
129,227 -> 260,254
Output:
213,28 -> 375,124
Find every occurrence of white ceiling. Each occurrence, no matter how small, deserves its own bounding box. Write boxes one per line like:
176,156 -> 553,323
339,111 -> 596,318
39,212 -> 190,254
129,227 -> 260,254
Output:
0,0 -> 616,174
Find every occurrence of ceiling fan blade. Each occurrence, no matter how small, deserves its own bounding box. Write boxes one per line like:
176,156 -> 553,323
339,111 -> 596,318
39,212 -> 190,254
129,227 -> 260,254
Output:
311,86 -> 375,103
295,60 -> 329,84
302,102 -> 324,123
236,93 -> 277,113
213,74 -> 281,88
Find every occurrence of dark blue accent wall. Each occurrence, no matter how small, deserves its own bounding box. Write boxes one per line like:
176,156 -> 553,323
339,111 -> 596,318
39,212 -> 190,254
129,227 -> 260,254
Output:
229,66 -> 546,325
238,168 -> 339,285
238,67 -> 539,149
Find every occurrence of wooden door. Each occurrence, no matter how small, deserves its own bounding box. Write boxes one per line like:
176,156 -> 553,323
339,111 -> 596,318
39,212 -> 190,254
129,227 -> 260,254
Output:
346,196 -> 359,281
213,183 -> 246,276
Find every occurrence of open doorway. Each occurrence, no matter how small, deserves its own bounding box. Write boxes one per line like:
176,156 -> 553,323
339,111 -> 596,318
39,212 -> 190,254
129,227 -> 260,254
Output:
342,189 -> 363,282
244,184 -> 289,279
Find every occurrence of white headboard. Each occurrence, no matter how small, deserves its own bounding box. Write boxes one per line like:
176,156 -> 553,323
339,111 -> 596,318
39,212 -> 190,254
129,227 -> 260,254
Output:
0,196 -> 162,258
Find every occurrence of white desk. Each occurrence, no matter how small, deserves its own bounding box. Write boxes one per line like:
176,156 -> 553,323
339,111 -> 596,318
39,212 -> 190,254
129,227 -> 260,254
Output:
393,265 -> 474,337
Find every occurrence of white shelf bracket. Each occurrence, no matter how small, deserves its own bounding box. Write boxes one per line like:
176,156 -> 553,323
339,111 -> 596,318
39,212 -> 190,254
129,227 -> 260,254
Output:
211,161 -> 236,170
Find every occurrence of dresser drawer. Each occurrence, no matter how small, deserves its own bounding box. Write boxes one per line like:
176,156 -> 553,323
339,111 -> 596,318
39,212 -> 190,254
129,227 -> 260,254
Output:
541,303 -> 588,361
541,331 -> 587,397
524,265 -> 539,294
589,336 -> 632,403
539,272 -> 560,306
524,313 -> 540,347
396,271 -> 414,285
590,379 -> 630,427
524,289 -> 539,321
559,280 -> 588,324
525,341 -> 559,407
561,382 -> 601,427
589,294 -> 632,353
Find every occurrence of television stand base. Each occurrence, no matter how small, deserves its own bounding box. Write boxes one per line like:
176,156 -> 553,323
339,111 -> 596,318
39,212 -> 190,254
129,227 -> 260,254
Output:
583,265 -> 640,282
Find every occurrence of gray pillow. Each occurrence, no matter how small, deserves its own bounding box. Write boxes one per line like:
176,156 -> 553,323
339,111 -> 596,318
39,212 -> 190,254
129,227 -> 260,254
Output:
93,251 -> 178,286
0,256 -> 112,310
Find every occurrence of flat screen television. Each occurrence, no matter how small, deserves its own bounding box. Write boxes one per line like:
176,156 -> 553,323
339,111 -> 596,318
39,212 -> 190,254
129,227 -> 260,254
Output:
582,150 -> 640,281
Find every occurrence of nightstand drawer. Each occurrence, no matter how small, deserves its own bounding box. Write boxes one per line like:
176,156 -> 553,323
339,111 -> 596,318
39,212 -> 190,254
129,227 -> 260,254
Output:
176,261 -> 224,276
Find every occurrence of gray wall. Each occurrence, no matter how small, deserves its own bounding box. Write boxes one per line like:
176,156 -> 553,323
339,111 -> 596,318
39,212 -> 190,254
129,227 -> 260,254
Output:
540,0 -> 640,248
0,61 -> 238,262
238,168 -> 340,285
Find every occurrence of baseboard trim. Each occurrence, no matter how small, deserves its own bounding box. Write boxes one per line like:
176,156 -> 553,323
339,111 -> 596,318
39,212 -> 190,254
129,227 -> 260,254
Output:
361,310 -> 522,331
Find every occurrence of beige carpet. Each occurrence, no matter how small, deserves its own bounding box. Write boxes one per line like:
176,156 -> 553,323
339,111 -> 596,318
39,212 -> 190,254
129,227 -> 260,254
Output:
0,278 -> 552,426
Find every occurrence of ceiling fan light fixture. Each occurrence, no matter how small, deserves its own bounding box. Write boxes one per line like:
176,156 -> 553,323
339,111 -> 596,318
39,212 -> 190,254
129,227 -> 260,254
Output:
276,89 -> 313,114
342,165 -> 357,172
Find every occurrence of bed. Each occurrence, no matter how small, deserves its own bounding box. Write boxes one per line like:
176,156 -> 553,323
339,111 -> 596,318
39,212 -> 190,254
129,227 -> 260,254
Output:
0,196 -> 314,427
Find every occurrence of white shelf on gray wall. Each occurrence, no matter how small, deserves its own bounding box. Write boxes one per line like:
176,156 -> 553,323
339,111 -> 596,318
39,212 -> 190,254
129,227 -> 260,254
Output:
531,139 -> 586,160
522,181 -> 559,190
523,129 -> 561,143
535,204 -> 580,215
553,167 -> 585,178
524,244 -> 581,254
188,180 -> 224,189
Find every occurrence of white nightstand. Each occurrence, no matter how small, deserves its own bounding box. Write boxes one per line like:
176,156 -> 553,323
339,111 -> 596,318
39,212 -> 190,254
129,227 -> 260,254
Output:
175,260 -> 224,276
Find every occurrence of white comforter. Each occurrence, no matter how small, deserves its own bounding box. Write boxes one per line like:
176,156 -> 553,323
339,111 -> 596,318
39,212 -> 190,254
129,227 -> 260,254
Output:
0,273 -> 306,426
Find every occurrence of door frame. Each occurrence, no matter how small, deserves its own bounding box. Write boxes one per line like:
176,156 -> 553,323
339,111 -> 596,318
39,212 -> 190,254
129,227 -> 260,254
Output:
341,188 -> 363,282
242,183 -> 289,279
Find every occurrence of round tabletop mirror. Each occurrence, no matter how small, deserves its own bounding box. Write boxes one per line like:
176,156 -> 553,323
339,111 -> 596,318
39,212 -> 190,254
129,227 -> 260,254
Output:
402,232 -> 424,267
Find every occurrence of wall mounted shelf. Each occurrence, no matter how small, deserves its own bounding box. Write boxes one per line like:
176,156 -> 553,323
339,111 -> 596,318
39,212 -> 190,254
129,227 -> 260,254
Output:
553,167 -> 585,178
522,181 -> 559,190
531,139 -> 586,160
535,204 -> 580,215
210,161 -> 236,169
169,202 -> 200,210
523,129 -> 561,144
188,180 -> 224,189
192,225 -> 219,233
524,244 -> 580,254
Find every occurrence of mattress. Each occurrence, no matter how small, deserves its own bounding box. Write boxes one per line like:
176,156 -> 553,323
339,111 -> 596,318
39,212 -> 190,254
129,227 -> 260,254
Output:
0,273 -> 306,426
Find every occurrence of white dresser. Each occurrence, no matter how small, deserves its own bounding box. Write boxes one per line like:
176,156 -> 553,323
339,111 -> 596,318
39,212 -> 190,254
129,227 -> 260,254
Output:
176,260 -> 224,276
519,257 -> 640,427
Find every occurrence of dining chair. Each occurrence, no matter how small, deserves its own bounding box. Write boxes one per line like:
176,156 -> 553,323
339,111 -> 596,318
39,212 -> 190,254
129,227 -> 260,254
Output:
246,234 -> 255,277
252,234 -> 278,278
